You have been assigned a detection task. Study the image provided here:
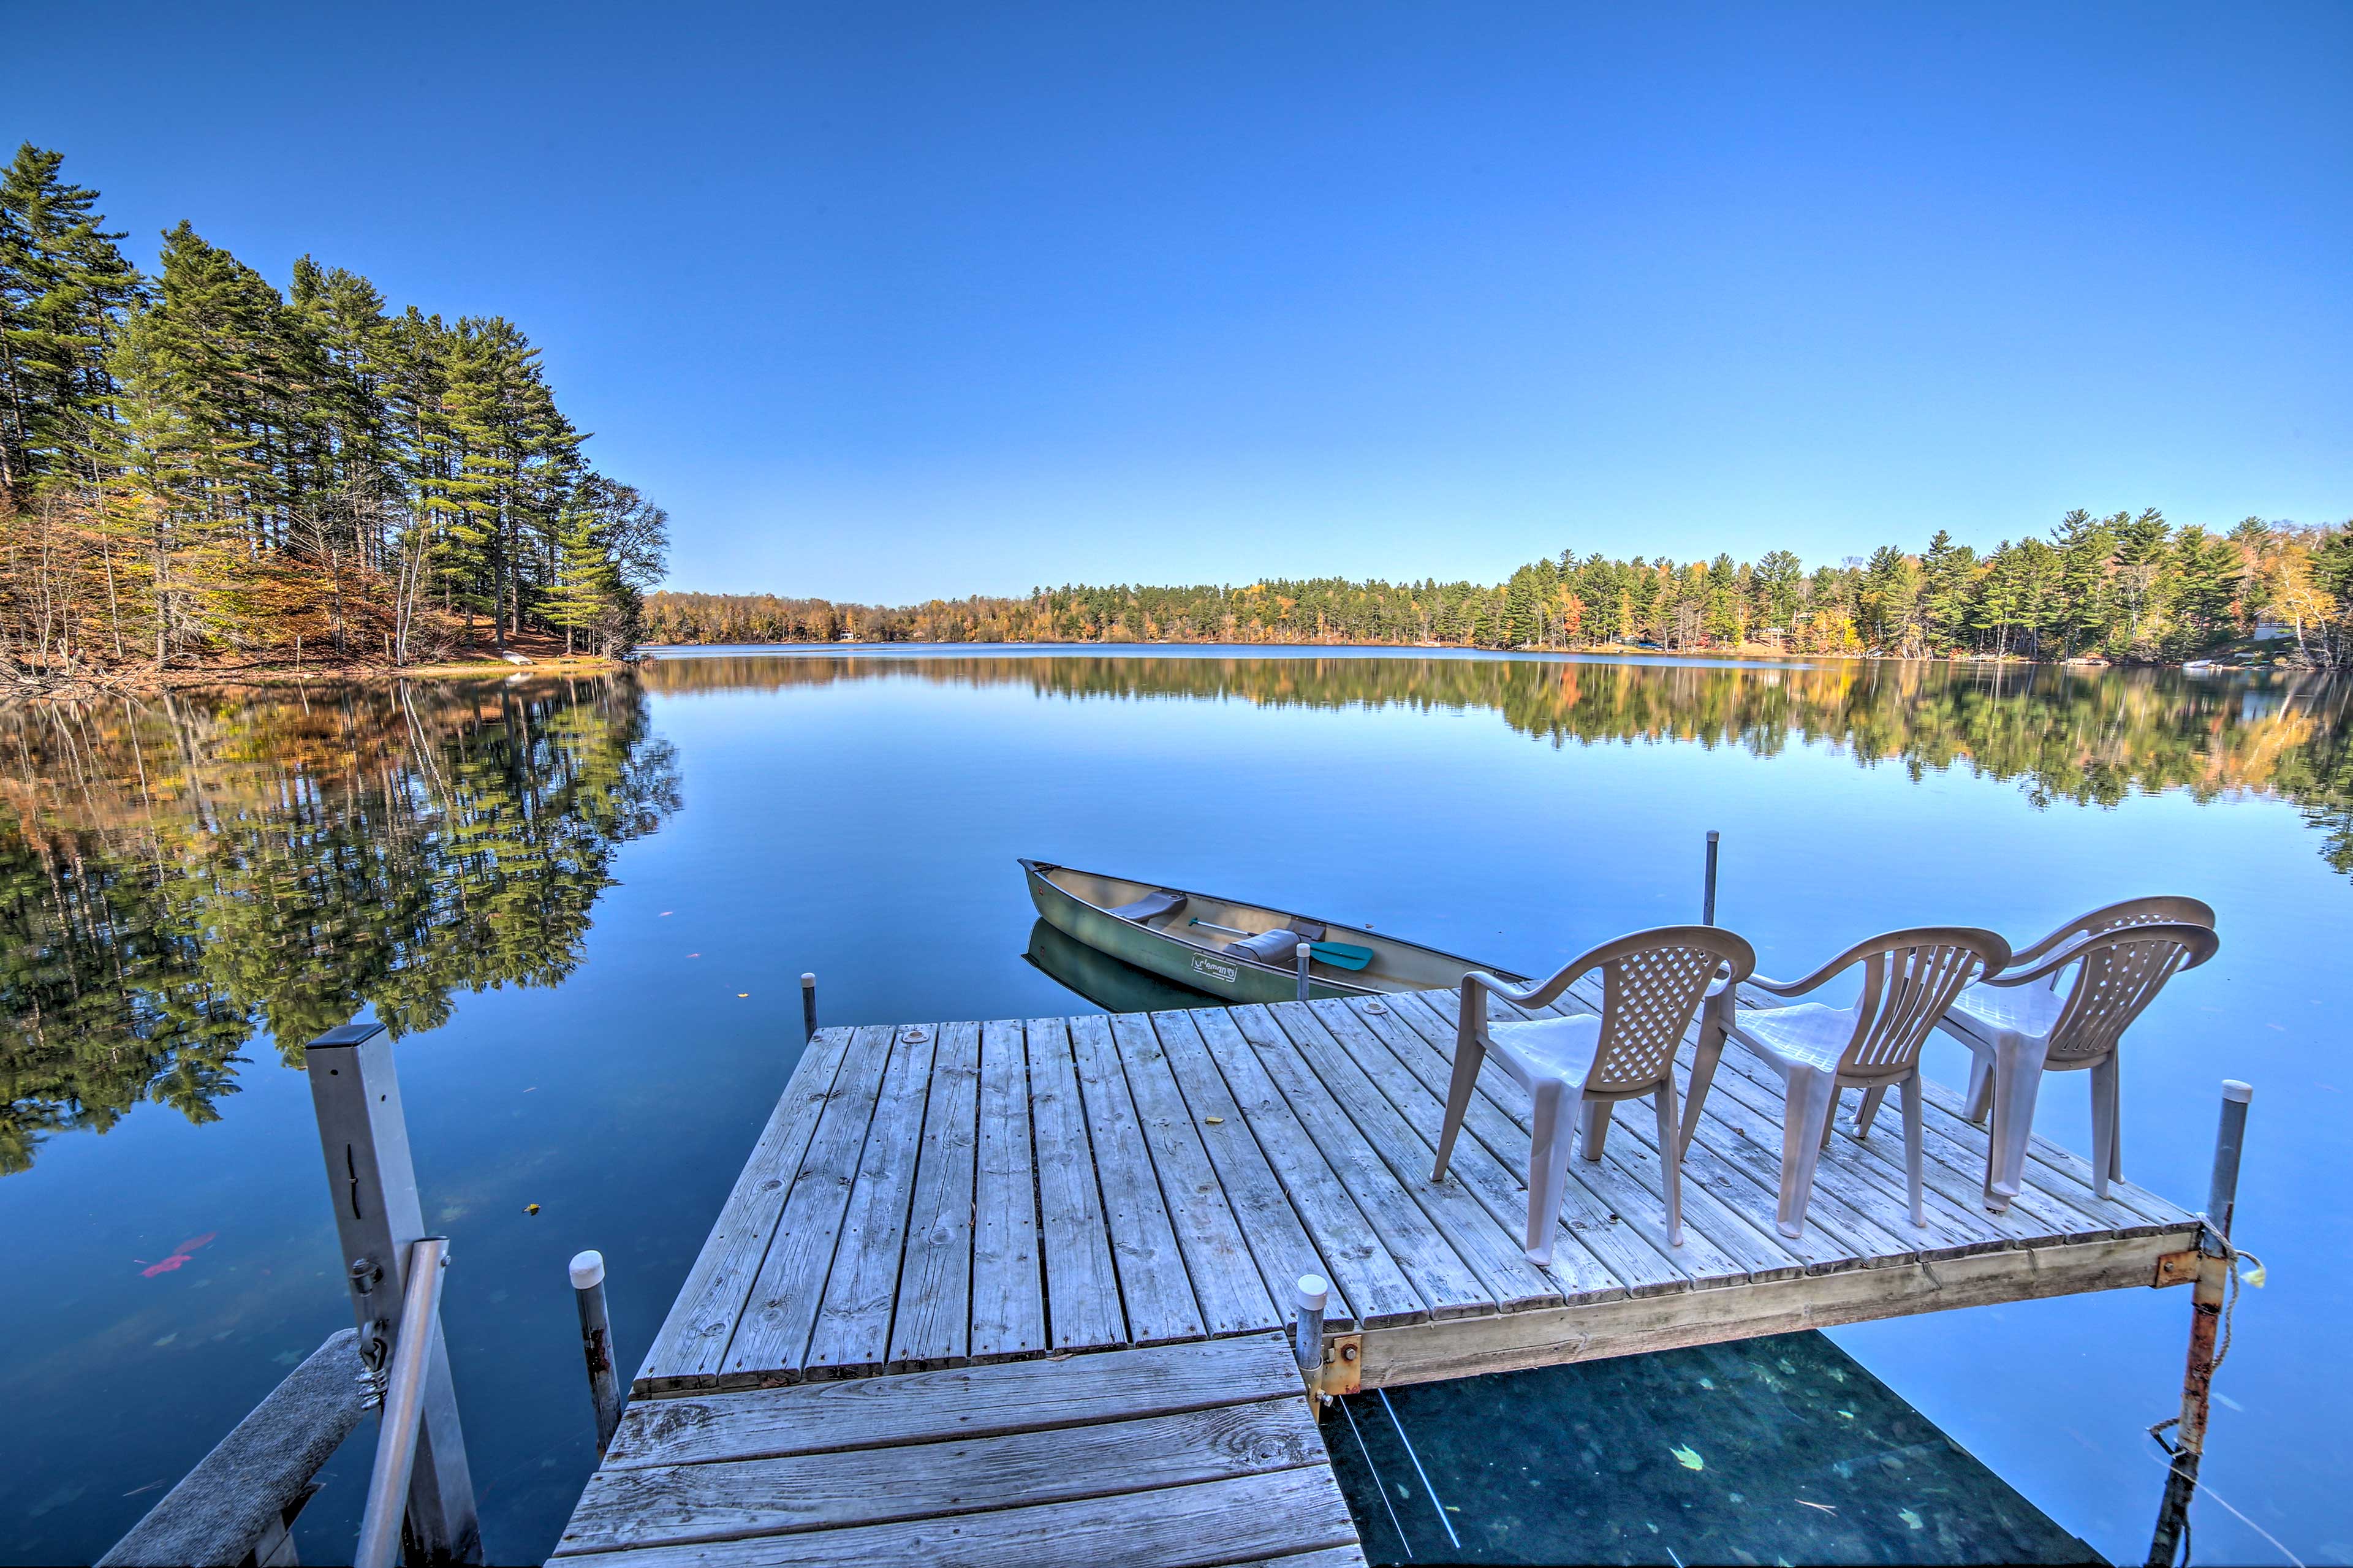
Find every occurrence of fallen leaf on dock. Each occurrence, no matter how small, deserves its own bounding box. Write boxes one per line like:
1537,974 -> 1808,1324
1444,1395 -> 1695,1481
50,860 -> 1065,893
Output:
1670,1444 -> 1704,1470
1205,1115 -> 1225,1124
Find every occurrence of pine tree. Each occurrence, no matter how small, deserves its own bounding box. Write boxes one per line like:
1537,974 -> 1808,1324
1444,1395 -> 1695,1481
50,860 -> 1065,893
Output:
0,145 -> 142,504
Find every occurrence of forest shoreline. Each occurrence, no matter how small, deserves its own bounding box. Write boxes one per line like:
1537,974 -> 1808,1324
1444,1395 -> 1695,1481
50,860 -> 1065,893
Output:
4,631 -> 2287,703
1,650 -> 623,702
632,635 -> 2283,672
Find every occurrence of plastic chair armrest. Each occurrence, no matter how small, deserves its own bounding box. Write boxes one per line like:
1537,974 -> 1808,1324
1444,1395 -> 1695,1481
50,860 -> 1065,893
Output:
1463,961 -> 1588,1014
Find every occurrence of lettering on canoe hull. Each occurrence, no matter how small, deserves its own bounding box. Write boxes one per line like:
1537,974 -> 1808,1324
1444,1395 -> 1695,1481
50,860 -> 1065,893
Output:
1191,954 -> 1238,985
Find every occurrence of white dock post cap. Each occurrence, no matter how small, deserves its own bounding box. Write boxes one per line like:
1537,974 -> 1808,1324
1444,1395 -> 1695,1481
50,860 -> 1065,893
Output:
801,972 -> 816,987
2222,1080 -> 2253,1104
569,1249 -> 606,1290
1295,1274 -> 1329,1311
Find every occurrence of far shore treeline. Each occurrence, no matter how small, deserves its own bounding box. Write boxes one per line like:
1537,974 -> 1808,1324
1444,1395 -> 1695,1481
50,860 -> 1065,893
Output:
650,512 -> 2353,667
0,145 -> 667,682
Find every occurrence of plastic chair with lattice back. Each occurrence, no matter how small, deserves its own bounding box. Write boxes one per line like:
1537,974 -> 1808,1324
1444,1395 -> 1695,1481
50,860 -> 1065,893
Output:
1710,927 -> 2010,1240
1895,918 -> 2219,1213
1433,926 -> 1756,1265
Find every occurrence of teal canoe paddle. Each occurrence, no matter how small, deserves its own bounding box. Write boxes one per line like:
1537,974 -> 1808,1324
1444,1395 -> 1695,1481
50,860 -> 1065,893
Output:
1188,918 -> 1375,971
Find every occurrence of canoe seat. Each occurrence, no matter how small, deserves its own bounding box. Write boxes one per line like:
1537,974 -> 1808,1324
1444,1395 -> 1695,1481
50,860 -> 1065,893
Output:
1228,926 -> 1320,963
1108,890 -> 1188,924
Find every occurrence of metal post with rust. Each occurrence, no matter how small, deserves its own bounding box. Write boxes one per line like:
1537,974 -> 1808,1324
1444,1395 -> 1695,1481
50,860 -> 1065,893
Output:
570,1250 -> 624,1455
2145,1078 -> 2252,1567
1292,1273 -> 1328,1406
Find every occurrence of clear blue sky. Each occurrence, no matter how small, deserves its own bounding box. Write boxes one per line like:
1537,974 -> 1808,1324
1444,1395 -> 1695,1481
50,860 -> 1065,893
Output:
14,2 -> 2351,601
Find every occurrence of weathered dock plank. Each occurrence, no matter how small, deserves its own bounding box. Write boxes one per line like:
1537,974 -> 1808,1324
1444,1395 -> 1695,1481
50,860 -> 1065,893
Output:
1025,1016 -> 1127,1354
556,1333 -> 1360,1567
1067,1013 -> 1207,1344
969,1019 -> 1045,1362
1109,1013 -> 1282,1336
887,1020 -> 982,1370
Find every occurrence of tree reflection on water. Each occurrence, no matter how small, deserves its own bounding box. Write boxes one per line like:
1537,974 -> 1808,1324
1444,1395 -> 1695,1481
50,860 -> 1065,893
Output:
650,650 -> 2353,863
0,676 -> 680,1173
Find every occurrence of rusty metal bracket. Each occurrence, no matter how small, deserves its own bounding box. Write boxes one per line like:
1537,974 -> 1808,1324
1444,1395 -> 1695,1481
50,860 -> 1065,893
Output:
2153,1250 -> 2199,1288
1320,1333 -> 1363,1396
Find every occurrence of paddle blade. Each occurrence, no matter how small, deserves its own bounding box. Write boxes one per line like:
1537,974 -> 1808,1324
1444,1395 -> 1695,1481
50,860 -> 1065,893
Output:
1310,942 -> 1374,971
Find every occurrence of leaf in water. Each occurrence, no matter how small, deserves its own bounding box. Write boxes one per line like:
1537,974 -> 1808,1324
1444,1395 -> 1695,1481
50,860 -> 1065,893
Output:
1697,1376 -> 1715,1389
1670,1444 -> 1705,1471
1899,1508 -> 1925,1531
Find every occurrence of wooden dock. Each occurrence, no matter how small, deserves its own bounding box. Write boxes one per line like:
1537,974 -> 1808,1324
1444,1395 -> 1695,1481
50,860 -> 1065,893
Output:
553,982 -> 2202,1564
634,987 -> 2198,1393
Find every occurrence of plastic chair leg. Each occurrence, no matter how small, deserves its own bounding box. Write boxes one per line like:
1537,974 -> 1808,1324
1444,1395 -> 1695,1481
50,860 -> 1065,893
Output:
1578,1097 -> 1611,1162
1680,1028 -> 1726,1161
1525,1078 -> 1582,1265
1984,1028 -> 2052,1212
2089,1055 -> 2122,1197
1962,1050 -> 1995,1123
1432,1028 -> 1486,1181
1653,1078 -> 1684,1248
1776,1068 -> 1840,1240
1900,1072 -> 1927,1228
1854,1083 -> 1887,1136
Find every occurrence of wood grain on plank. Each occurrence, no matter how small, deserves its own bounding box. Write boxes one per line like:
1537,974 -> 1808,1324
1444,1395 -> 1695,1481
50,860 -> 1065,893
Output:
805,1025 -> 939,1376
1108,1013 -> 1280,1335
1189,1008 -> 1431,1329
557,1397 -> 1327,1552
1148,1009 -> 1385,1331
550,1464 -> 1359,1568
1068,1013 -> 1205,1344
1267,1001 -> 1566,1311
1026,1017 -> 1127,1352
889,1021 -> 983,1370
970,1019 -> 1045,1362
602,1333 -> 1308,1471
1227,1005 -> 1496,1320
722,1025 -> 898,1383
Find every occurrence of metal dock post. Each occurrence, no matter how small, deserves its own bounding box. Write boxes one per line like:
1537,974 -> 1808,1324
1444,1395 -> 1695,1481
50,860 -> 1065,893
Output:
305,1022 -> 480,1564
2146,1078 -> 2254,1567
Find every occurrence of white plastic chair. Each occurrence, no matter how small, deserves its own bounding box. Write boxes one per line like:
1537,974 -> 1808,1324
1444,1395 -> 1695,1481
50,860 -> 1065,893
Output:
1433,926 -> 1756,1264
1708,927 -> 2010,1240
1904,917 -> 2219,1211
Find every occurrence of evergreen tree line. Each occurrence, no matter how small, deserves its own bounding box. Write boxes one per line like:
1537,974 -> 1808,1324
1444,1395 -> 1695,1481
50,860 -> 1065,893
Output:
650,510 -> 2353,667
0,144 -> 667,676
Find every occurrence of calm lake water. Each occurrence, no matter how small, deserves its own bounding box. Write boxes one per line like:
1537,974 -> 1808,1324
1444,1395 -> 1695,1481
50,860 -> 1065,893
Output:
2,648 -> 2346,1566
